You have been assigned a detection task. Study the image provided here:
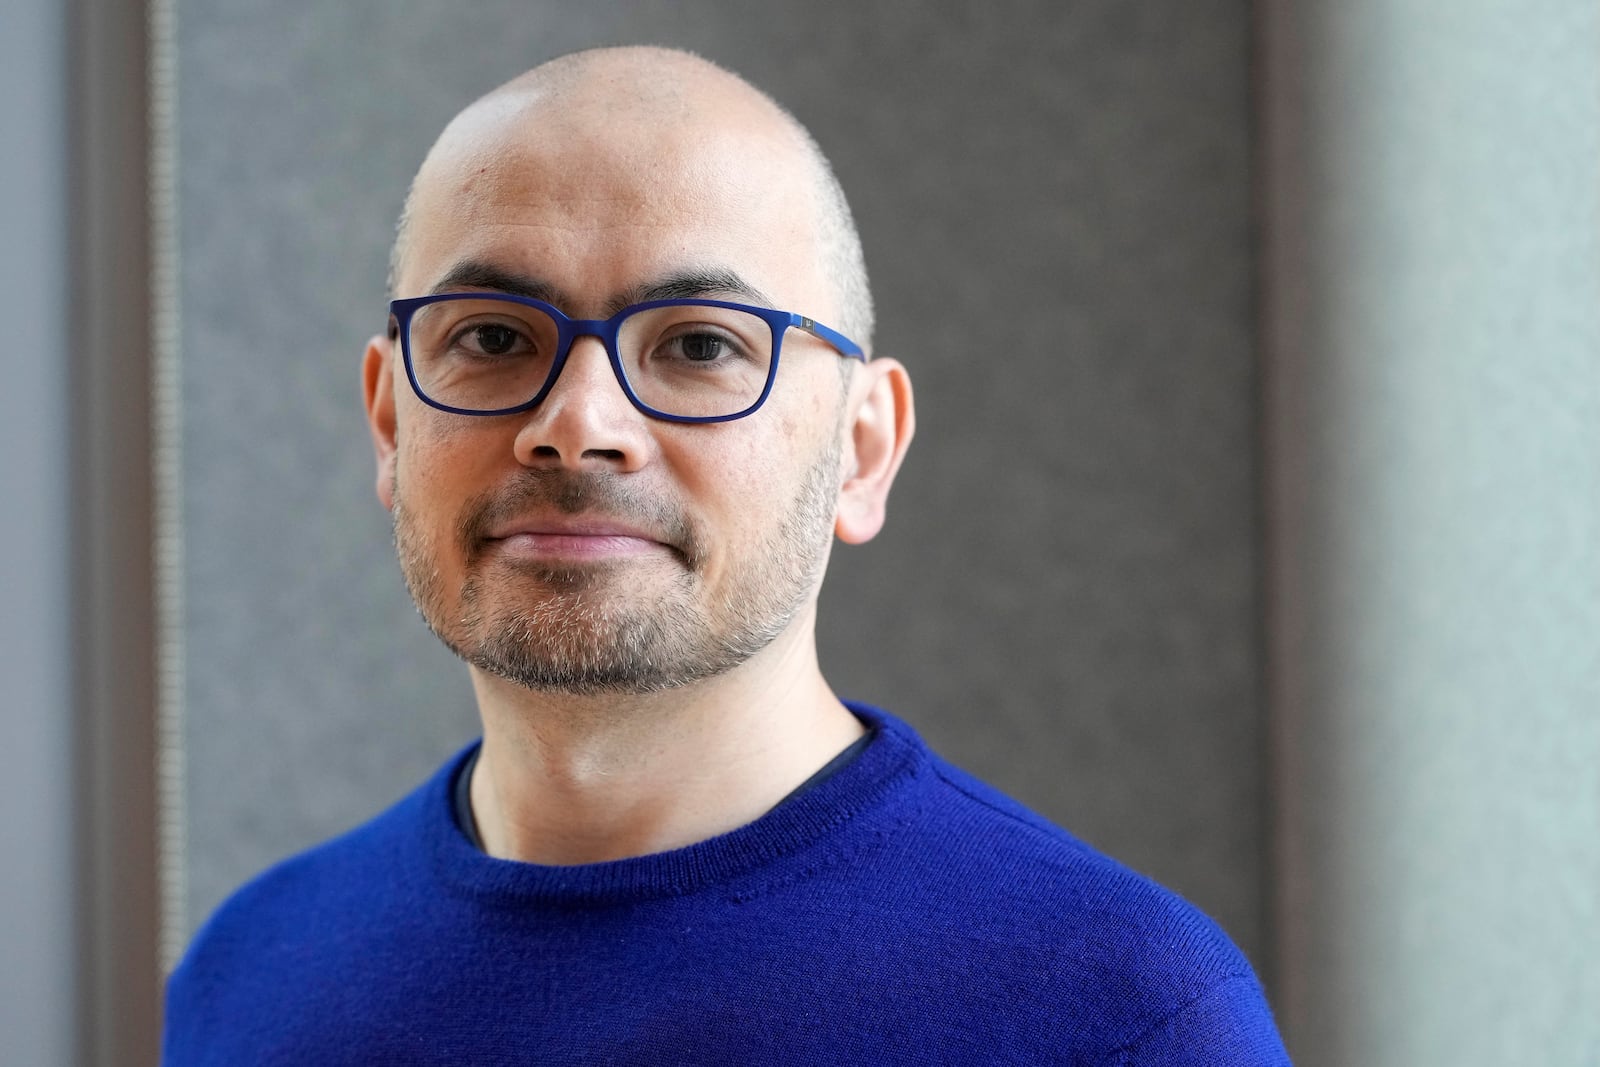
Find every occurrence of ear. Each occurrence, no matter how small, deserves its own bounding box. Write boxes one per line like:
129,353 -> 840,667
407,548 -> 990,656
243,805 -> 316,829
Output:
835,357 -> 914,545
362,333 -> 399,511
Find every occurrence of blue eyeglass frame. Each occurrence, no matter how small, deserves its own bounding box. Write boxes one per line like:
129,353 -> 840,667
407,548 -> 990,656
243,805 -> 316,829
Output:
388,292 -> 865,424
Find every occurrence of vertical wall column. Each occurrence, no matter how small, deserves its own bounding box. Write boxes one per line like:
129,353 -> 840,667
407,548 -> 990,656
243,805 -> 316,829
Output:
2,0 -> 160,1063
1261,1 -> 1600,1063
70,0 -> 162,1062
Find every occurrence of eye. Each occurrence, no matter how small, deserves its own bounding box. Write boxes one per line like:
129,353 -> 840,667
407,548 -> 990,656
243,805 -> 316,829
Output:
674,331 -> 730,363
467,323 -> 521,356
446,319 -> 535,359
653,325 -> 754,367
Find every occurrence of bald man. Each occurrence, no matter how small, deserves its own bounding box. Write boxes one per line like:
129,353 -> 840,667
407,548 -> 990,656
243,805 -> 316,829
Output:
164,48 -> 1290,1065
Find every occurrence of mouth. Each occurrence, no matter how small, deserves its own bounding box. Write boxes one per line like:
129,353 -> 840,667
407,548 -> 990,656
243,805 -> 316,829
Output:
457,470 -> 703,571
480,516 -> 678,564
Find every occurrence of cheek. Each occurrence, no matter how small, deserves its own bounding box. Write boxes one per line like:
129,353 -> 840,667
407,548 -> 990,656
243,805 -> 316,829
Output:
395,408 -> 502,500
690,390 -> 840,542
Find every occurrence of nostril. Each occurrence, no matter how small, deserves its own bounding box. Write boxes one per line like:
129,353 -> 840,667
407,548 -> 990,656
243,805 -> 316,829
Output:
531,445 -> 560,459
584,449 -> 626,462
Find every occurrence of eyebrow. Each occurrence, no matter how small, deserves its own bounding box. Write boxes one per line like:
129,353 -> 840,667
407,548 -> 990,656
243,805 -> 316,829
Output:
426,260 -> 775,316
611,270 -> 775,314
428,262 -> 567,304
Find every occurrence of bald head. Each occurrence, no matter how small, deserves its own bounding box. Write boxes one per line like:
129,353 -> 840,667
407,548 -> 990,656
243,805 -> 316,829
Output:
388,47 -> 874,348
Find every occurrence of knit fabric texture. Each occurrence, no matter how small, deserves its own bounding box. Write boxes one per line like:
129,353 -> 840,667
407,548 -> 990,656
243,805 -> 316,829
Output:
163,704 -> 1290,1065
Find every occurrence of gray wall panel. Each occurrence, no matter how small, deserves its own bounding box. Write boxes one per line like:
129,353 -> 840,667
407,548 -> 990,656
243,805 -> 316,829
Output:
1263,2 -> 1600,1061
176,0 -> 1265,970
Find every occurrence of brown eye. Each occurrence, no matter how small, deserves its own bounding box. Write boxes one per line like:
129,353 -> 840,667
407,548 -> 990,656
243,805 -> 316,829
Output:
677,332 -> 728,362
470,324 -> 521,356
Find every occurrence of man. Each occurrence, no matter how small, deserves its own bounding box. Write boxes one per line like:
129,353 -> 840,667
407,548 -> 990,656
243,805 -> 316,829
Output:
165,46 -> 1290,1065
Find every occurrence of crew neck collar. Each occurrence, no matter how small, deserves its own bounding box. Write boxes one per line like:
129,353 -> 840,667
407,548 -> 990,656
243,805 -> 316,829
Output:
422,702 -> 927,908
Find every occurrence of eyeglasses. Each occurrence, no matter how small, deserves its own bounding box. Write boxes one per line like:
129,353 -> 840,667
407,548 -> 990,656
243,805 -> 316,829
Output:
388,293 -> 865,424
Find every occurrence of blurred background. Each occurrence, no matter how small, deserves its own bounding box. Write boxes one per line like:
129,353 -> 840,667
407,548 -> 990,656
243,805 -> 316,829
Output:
3,1 -> 1595,1064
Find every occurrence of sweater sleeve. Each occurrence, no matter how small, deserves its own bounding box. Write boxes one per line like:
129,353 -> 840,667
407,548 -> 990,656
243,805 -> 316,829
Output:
1098,973 -> 1293,1067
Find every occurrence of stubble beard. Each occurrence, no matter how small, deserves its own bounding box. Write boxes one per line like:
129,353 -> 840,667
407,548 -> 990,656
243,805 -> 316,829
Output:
391,436 -> 842,697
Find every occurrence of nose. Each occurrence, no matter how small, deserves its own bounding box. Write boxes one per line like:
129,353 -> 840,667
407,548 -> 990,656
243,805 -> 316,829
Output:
512,335 -> 651,472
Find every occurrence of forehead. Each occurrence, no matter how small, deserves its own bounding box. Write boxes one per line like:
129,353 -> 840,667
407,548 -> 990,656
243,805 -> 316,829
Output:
398,96 -> 827,313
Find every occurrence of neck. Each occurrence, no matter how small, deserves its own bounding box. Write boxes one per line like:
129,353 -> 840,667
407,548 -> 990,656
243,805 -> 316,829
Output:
465,618 -> 863,865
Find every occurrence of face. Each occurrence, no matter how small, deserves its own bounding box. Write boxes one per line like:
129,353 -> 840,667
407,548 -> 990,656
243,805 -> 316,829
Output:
369,88 -> 858,695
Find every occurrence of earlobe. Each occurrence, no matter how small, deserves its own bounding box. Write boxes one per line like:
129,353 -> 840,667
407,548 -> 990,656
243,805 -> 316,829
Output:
835,358 -> 915,545
362,334 -> 399,511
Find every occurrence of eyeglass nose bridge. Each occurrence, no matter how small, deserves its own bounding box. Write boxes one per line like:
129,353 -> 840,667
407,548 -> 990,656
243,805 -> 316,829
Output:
524,315 -> 644,414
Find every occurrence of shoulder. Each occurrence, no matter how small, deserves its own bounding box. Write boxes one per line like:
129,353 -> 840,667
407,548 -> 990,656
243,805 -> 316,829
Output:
164,746 -> 469,1041
853,705 -> 1288,1062
921,751 -> 1256,984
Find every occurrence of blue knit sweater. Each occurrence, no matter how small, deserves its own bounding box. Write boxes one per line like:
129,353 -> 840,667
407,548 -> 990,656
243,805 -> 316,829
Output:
164,704 -> 1289,1065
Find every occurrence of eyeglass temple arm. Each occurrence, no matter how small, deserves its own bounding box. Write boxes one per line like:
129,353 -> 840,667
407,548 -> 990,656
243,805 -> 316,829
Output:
793,315 -> 866,361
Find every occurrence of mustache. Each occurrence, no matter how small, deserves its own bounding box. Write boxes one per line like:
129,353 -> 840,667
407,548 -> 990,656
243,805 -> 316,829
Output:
457,469 -> 704,567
